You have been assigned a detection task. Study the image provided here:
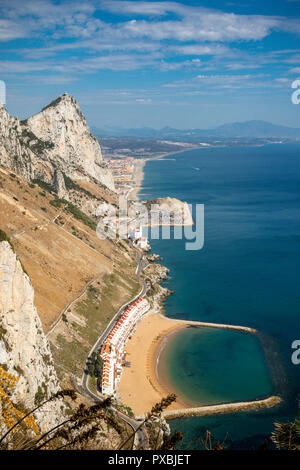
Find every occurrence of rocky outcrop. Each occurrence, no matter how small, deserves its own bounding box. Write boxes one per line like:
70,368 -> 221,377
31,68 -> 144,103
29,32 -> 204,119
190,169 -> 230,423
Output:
0,241 -> 64,431
0,93 -> 115,196
53,169 -> 69,201
144,263 -> 170,284
147,197 -> 194,226
0,104 -> 46,181
26,94 -> 115,191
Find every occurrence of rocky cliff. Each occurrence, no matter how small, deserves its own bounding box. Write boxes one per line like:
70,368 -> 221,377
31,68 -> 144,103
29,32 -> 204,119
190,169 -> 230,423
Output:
26,94 -> 115,191
0,241 -> 63,432
0,93 -> 115,197
0,104 -> 38,181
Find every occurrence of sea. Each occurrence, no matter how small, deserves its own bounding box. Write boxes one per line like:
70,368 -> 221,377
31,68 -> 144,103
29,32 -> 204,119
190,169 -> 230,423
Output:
138,142 -> 300,450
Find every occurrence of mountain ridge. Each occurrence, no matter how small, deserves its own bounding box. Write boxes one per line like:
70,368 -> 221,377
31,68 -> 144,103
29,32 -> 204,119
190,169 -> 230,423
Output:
92,120 -> 300,140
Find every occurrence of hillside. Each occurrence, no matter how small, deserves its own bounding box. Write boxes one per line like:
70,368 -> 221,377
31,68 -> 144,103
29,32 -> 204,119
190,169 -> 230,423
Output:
0,94 -> 143,435
0,93 -> 178,450
0,166 -> 140,384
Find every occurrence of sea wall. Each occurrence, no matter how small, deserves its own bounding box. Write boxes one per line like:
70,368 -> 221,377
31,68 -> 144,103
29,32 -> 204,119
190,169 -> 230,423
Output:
158,314 -> 258,334
162,396 -> 282,420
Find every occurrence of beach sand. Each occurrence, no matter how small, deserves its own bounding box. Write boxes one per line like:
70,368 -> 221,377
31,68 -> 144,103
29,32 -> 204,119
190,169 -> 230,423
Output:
127,159 -> 145,201
118,312 -> 189,415
117,312 -> 281,418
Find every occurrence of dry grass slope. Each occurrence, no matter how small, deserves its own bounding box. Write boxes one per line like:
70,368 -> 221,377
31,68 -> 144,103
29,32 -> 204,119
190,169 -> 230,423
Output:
0,165 -> 140,390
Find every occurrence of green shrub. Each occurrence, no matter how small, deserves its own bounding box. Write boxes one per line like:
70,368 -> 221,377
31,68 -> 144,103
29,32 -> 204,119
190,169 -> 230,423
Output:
32,179 -> 53,194
0,229 -> 10,243
50,199 -> 62,208
50,198 -> 96,230
63,174 -> 101,201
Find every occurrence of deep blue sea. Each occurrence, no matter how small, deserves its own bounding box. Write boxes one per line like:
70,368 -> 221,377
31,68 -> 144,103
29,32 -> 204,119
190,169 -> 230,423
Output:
138,143 -> 300,450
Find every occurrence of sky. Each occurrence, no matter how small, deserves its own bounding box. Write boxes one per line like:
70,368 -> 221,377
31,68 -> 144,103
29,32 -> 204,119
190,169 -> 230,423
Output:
0,0 -> 300,129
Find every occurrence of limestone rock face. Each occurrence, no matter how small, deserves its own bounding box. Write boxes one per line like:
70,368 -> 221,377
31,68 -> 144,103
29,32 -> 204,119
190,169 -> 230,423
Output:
53,169 -> 69,201
0,93 -> 115,193
0,104 -> 35,180
26,94 -> 115,190
0,241 -> 64,431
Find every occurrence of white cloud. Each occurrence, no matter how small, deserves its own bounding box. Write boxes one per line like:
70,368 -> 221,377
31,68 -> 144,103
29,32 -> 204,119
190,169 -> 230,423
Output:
99,1 -> 288,42
100,0 -> 173,17
1,0 -> 299,44
0,19 -> 27,40
0,0 -> 299,79
161,72 -> 288,93
289,67 -> 300,74
225,63 -> 261,70
171,44 -> 232,56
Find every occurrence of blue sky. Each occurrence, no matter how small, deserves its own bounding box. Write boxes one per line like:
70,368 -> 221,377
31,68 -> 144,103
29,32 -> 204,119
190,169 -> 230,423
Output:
0,0 -> 300,129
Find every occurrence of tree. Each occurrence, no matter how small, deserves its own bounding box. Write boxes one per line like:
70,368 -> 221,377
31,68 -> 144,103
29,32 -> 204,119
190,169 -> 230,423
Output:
271,402 -> 300,450
87,352 -> 103,378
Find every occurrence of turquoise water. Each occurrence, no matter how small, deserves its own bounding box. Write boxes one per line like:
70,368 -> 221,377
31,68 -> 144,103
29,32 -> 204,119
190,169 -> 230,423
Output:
139,143 -> 300,449
158,327 -> 273,405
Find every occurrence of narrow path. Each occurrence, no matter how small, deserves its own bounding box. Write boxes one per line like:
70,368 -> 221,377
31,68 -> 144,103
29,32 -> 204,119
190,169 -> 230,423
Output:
46,275 -> 102,337
10,211 -> 62,239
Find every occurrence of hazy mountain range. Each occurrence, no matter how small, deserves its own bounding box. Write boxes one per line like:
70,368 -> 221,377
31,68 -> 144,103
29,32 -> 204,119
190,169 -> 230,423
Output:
93,120 -> 300,141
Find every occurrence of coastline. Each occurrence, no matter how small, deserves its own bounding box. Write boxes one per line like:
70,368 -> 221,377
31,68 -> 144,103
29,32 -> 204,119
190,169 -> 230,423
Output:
118,308 -> 281,416
118,311 -> 190,415
119,148 -> 282,420
127,145 -> 204,201
127,159 -> 145,201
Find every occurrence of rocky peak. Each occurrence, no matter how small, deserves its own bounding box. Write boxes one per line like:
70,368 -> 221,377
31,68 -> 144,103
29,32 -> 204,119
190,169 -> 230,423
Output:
26,94 -> 115,190
0,94 -> 115,192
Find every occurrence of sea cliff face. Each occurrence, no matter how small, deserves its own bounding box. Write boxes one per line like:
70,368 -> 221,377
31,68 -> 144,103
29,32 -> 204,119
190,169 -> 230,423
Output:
0,241 -> 63,431
0,93 -> 115,196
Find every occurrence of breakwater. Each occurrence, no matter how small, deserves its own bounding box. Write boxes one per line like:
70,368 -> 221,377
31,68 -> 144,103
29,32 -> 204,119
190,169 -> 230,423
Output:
162,396 -> 282,420
158,313 -> 258,334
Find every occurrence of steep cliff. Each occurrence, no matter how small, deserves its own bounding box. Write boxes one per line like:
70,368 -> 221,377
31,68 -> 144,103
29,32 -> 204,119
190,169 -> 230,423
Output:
0,241 -> 64,432
26,94 -> 115,191
0,104 -> 46,181
0,94 -> 115,197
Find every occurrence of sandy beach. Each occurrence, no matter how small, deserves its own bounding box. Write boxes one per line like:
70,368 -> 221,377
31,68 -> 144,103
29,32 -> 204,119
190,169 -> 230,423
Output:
127,159 -> 145,201
127,146 -> 199,201
118,311 -> 281,417
118,312 -> 189,415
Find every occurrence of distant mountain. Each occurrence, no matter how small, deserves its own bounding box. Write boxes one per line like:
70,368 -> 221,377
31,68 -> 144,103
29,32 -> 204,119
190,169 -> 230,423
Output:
92,120 -> 300,140
209,120 -> 300,139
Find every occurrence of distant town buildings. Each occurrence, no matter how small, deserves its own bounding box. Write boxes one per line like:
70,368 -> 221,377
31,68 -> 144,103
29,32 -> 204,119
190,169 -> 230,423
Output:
137,237 -> 148,250
107,157 -> 135,193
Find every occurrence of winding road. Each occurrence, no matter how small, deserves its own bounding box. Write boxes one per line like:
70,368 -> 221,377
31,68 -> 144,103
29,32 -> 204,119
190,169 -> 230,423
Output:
80,244 -> 149,449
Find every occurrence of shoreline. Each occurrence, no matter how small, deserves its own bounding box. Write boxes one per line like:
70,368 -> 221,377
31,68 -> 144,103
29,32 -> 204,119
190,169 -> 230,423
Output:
127,145 -> 205,201
118,308 -> 281,417
118,312 -> 189,415
120,140 -> 297,203
127,159 -> 145,201
124,139 -> 290,203
119,146 -> 282,420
